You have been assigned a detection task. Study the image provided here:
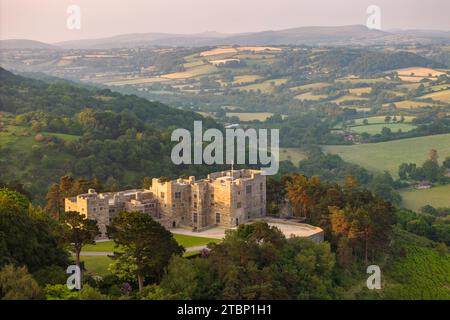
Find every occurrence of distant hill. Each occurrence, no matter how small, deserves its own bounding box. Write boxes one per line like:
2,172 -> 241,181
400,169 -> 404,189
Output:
0,39 -> 60,50
3,26 -> 450,50
52,25 -> 450,49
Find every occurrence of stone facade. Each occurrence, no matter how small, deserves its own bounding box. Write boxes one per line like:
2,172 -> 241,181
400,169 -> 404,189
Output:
65,169 -> 266,237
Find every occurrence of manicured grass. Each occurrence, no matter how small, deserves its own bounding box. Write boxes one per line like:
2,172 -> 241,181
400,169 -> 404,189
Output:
82,234 -> 220,252
82,241 -> 122,253
172,234 -> 221,248
399,184 -> 450,212
350,123 -> 417,135
280,148 -> 307,164
323,133 -> 450,176
225,112 -> 274,122
82,256 -> 112,276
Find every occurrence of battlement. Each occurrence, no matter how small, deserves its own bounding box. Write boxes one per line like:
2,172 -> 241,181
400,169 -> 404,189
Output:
65,169 -> 266,238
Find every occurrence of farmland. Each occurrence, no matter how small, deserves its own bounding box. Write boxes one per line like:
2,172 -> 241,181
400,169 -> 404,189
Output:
323,134 -> 450,176
399,184 -> 450,212
350,123 -> 417,135
280,148 -> 307,164
226,112 -> 274,121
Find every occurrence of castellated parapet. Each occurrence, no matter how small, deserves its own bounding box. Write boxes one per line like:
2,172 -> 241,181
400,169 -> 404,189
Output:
65,169 -> 266,238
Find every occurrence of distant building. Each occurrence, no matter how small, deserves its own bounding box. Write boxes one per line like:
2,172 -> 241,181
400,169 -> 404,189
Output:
65,169 -> 266,237
415,181 -> 432,190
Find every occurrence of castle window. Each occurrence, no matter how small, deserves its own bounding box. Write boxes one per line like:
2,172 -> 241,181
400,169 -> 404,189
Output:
175,192 -> 181,199
237,202 -> 242,208
216,213 -> 221,223
246,185 -> 252,194
172,204 -> 176,208
193,213 -> 198,223
211,194 -> 214,199
194,202 -> 197,208
160,192 -> 165,199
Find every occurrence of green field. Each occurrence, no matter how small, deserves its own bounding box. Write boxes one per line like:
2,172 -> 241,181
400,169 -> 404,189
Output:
280,148 -> 307,164
226,112 -> 274,121
238,78 -> 287,93
323,133 -> 450,176
352,116 -> 415,125
351,123 -> 417,135
399,184 -> 450,211
81,256 -> 112,276
419,89 -> 450,103
81,234 -> 221,277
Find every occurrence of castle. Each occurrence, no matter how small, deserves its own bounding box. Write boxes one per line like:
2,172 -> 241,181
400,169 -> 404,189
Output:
65,169 -> 266,237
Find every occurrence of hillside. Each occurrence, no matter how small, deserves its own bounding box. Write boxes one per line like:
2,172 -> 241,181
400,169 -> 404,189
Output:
0,39 -> 60,50
52,25 -> 450,49
0,68 -> 223,202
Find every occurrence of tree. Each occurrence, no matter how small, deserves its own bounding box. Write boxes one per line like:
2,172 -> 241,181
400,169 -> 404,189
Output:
108,211 -> 184,291
0,188 -> 69,272
0,264 -> 43,300
61,211 -> 100,270
443,157 -> 450,170
429,149 -> 439,162
422,159 -> 442,182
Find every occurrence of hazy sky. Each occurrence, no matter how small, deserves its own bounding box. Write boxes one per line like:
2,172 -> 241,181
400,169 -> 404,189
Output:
1,0 -> 449,43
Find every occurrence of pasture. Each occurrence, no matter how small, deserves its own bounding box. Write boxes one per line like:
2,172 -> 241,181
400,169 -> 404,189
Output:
399,184 -> 450,212
226,112 -> 274,122
323,133 -> 450,176
238,78 -> 288,93
419,89 -> 450,103
295,92 -> 327,101
280,148 -> 307,164
350,123 -> 417,135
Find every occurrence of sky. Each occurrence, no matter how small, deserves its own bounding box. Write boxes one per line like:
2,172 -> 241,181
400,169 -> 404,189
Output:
1,0 -> 450,43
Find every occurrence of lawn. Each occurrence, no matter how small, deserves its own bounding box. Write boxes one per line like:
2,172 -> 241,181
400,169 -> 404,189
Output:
350,123 -> 417,135
81,256 -> 112,276
82,234 -> 221,252
323,133 -> 450,176
226,112 -> 274,122
399,184 -> 450,212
